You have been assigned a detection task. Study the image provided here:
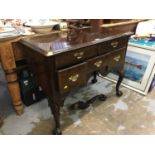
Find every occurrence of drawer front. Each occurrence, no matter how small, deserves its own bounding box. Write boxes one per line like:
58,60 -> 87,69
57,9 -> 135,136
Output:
87,54 -> 109,72
98,36 -> 128,54
57,62 -> 87,94
106,47 -> 126,71
55,45 -> 97,68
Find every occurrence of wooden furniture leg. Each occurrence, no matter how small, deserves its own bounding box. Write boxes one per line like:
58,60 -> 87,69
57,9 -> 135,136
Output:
91,71 -> 98,84
116,70 -> 124,97
0,42 -> 24,115
48,96 -> 62,135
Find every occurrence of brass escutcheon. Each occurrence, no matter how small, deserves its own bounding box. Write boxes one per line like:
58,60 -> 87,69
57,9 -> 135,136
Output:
94,60 -> 103,67
69,74 -> 79,82
114,55 -> 121,62
74,52 -> 84,59
111,41 -> 119,48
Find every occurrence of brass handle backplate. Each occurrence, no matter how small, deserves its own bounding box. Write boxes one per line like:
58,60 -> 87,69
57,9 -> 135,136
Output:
94,60 -> 103,67
74,52 -> 84,59
114,55 -> 121,62
68,74 -> 79,82
111,41 -> 119,48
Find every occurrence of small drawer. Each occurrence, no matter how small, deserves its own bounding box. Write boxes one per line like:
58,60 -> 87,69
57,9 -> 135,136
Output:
57,62 -> 87,94
106,47 -> 126,70
55,45 -> 98,68
98,36 -> 128,54
87,54 -> 108,73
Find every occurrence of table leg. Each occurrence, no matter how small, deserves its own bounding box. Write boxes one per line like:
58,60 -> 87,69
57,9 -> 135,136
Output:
91,71 -> 98,84
116,70 -> 124,97
48,96 -> 62,135
0,42 -> 24,115
4,69 -> 24,115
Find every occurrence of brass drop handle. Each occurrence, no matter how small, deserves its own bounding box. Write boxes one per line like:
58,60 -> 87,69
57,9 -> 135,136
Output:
74,52 -> 84,59
94,60 -> 103,67
69,74 -> 79,82
111,41 -> 119,48
114,55 -> 121,62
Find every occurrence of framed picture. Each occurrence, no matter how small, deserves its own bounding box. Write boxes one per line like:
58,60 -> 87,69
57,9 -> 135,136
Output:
104,43 -> 155,95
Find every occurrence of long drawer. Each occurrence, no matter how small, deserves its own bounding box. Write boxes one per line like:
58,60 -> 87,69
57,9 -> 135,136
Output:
98,36 -> 128,54
57,62 -> 87,94
55,45 -> 98,69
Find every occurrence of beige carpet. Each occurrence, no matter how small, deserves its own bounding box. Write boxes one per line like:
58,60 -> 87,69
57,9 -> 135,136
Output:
29,78 -> 155,135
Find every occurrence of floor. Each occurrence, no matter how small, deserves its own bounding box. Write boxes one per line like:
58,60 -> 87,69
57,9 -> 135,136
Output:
1,65 -> 155,135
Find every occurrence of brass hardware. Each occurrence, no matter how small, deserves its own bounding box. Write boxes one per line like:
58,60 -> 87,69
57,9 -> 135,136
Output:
46,50 -> 54,56
64,85 -> 68,89
111,41 -> 119,48
69,74 -> 79,82
74,52 -> 84,59
94,60 -> 103,67
114,55 -> 121,62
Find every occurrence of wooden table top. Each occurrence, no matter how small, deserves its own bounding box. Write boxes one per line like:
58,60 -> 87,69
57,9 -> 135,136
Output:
20,28 -> 133,57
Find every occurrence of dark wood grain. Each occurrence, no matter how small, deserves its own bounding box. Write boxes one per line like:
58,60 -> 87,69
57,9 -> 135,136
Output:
20,28 -> 133,57
0,19 -> 142,117
55,45 -> 97,69
19,27 -> 133,134
57,62 -> 87,94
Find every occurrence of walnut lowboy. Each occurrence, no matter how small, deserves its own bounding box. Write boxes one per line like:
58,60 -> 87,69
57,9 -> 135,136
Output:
20,29 -> 133,134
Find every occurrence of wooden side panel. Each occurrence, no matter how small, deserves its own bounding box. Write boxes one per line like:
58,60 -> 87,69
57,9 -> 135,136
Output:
12,42 -> 26,61
22,45 -> 51,96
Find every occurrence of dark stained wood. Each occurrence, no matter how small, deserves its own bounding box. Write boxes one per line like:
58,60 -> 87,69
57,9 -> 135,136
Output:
20,29 -> 133,56
106,47 -> 126,71
87,54 -> 109,73
19,26 -> 133,134
98,36 -> 128,54
116,70 -> 124,97
57,62 -> 87,94
21,44 -> 51,96
0,19 -> 142,116
90,19 -> 103,32
68,94 -> 106,110
55,45 -> 98,69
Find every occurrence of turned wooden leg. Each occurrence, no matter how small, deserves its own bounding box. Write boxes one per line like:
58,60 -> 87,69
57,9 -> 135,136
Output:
4,69 -> 24,115
116,70 -> 124,97
91,71 -> 98,84
0,42 -> 24,115
48,97 -> 62,135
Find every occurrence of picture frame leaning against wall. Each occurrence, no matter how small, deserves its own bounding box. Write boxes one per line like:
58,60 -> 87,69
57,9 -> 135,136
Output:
104,42 -> 155,95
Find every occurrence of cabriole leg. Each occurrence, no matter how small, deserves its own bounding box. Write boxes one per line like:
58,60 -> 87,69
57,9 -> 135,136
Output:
116,70 -> 124,97
91,71 -> 98,84
48,97 -> 62,135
